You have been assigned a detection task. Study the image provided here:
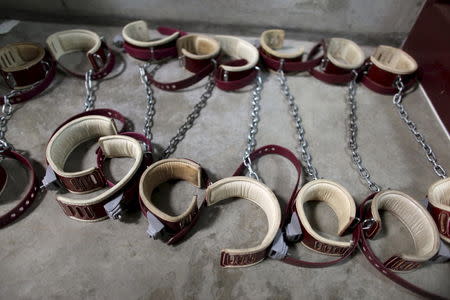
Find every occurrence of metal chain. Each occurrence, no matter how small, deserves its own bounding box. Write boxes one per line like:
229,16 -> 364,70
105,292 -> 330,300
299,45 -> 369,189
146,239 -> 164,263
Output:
161,71 -> 216,159
393,77 -> 447,178
0,93 -> 15,153
277,62 -> 318,180
139,63 -> 161,151
84,69 -> 97,111
242,66 -> 263,180
346,71 -> 381,192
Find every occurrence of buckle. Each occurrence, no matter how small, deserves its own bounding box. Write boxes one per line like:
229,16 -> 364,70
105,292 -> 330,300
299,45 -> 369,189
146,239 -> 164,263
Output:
146,211 -> 165,239
285,212 -> 302,242
149,47 -> 155,60
92,53 -> 105,69
5,73 -> 16,88
178,55 -> 185,68
278,58 -> 285,72
361,61 -> 372,75
223,69 -> 229,82
268,230 -> 288,260
103,193 -> 124,220
320,57 -> 329,71
362,218 -> 376,230
113,34 -> 125,50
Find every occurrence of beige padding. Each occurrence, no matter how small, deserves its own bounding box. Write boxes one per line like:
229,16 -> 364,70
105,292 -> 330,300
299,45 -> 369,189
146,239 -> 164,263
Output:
206,176 -> 281,264
260,29 -> 304,59
177,34 -> 220,60
295,179 -> 356,248
57,135 -> 143,206
428,178 -> 450,209
122,20 -> 179,48
370,45 -> 418,75
139,158 -> 202,223
0,42 -> 45,72
214,35 -> 259,72
371,190 -> 440,262
46,29 -> 102,61
326,38 -> 364,70
46,116 -> 118,178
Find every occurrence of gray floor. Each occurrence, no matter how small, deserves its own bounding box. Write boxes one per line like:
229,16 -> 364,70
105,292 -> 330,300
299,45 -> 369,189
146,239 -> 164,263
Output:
1,21 -> 449,300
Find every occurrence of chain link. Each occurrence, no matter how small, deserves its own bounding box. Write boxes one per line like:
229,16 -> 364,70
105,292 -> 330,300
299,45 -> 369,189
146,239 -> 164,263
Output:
161,71 -> 216,159
138,61 -> 216,159
392,77 -> 447,179
0,92 -> 16,153
139,63 -> 161,151
242,66 -> 263,180
346,71 -> 381,192
84,69 -> 97,111
277,63 -> 318,180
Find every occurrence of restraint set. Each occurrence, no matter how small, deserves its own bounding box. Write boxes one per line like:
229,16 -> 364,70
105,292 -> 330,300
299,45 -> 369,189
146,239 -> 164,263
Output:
1,22 -> 448,299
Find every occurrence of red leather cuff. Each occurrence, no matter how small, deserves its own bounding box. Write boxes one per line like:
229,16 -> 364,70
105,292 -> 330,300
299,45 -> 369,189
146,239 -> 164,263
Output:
1,49 -> 56,105
56,41 -> 115,80
361,61 -> 417,95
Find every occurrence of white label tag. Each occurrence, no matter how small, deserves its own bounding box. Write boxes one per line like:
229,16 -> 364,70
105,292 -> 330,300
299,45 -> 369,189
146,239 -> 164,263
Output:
146,211 -> 165,239
0,20 -> 20,35
41,166 -> 58,188
103,193 -> 124,220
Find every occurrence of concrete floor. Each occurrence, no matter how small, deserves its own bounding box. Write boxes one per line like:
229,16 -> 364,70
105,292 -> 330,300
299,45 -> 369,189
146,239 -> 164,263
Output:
0,21 -> 449,300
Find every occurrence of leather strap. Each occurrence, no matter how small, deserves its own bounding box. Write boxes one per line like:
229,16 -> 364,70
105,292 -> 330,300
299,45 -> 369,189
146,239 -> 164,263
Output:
358,193 -> 447,300
0,43 -> 56,105
146,59 -> 215,91
139,158 -> 209,245
141,34 -> 259,91
282,229 -> 360,268
123,23 -> 187,61
0,150 -> 39,228
46,29 -> 115,80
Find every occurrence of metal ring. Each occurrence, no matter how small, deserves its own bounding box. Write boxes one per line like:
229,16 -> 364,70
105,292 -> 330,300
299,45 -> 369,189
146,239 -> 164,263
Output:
362,218 -> 376,230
